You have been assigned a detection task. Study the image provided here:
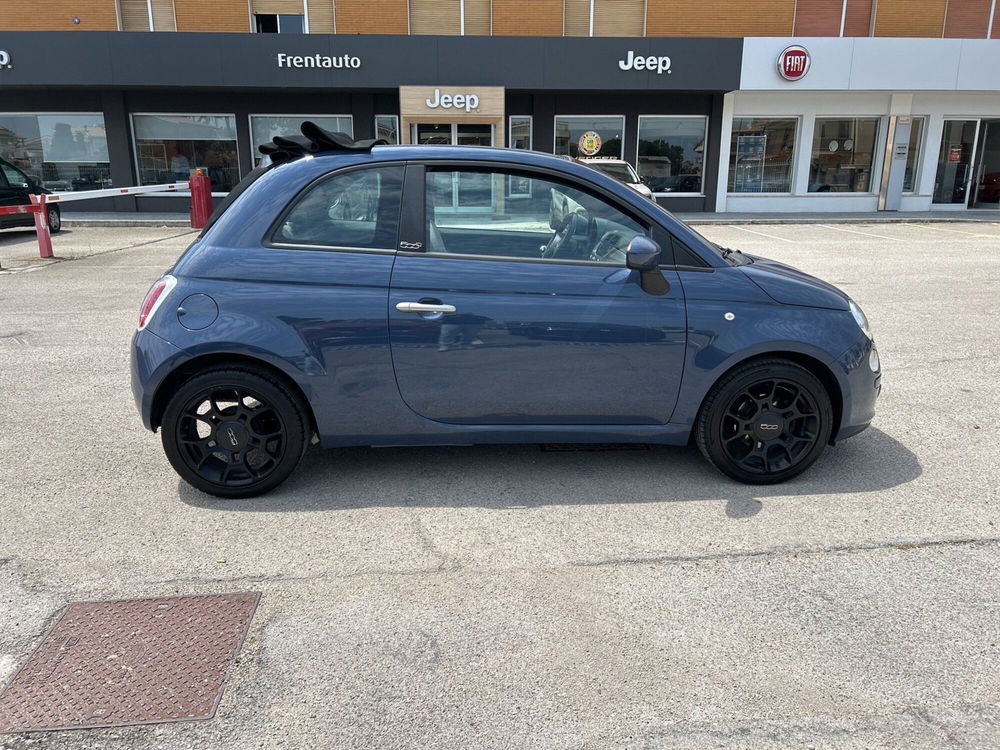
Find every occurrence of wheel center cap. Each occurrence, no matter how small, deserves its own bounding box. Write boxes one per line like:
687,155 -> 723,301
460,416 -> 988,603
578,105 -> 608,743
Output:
215,421 -> 248,450
754,412 -> 784,441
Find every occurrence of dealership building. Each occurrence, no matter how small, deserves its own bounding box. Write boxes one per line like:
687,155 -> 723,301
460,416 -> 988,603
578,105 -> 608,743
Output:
0,27 -> 998,214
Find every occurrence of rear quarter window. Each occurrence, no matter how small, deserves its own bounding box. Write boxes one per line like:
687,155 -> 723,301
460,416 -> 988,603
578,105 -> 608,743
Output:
271,165 -> 403,250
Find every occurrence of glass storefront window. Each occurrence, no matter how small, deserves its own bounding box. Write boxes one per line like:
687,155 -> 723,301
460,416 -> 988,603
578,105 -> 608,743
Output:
509,116 -> 532,149
554,115 -> 624,158
0,113 -> 110,191
133,114 -> 239,192
375,115 -> 399,144
933,119 -> 978,204
809,117 -> 880,193
637,116 -> 707,194
728,117 -> 797,193
251,115 -> 353,165
903,118 -> 924,193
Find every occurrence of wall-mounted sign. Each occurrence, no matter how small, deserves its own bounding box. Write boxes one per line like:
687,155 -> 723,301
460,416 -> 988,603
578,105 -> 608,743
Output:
0,50 -> 11,69
618,51 -> 671,75
399,86 -> 504,121
777,45 -> 810,81
577,131 -> 603,156
276,53 -> 361,69
424,88 -> 480,113
894,144 -> 909,159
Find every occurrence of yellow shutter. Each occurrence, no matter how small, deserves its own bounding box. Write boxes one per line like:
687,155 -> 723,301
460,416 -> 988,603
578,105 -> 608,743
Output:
463,0 -> 491,33
150,0 -> 177,30
251,0 -> 306,14
120,0 -> 150,30
410,0 -> 461,34
593,0 -> 642,35
563,0 -> 590,34
307,0 -> 336,31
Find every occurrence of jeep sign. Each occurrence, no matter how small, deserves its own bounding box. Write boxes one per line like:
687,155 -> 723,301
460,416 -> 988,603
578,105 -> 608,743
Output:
619,50 -> 671,75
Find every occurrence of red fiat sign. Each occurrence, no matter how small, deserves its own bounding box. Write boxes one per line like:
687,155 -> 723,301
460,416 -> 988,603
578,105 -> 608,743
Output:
777,45 -> 810,81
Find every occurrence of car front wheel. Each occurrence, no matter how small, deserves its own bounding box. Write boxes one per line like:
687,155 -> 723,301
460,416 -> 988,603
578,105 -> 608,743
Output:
47,206 -> 61,234
695,359 -> 833,484
161,367 -> 308,498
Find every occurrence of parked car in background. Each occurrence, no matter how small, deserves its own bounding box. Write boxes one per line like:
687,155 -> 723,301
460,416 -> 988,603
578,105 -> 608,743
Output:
0,158 -> 62,233
576,157 -> 654,199
132,124 -> 880,498
977,172 -> 1000,203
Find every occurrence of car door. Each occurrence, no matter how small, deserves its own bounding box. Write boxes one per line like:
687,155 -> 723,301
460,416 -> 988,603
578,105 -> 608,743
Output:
0,161 -> 24,228
387,162 -> 687,425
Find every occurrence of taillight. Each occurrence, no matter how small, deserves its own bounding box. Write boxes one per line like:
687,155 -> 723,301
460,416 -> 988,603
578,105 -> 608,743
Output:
138,275 -> 177,330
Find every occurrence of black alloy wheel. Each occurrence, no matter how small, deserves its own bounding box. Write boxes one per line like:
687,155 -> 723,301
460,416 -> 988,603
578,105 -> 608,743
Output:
161,368 -> 308,498
695,359 -> 833,484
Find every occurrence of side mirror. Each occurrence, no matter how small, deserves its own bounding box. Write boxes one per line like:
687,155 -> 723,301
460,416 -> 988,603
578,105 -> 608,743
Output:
626,236 -> 670,296
625,236 -> 661,271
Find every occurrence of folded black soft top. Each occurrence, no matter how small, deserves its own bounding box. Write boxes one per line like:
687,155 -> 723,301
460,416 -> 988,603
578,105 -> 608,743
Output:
257,120 -> 387,164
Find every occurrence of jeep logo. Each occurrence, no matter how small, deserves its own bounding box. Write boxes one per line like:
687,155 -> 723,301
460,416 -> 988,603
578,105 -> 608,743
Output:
425,88 -> 480,113
618,51 -> 671,75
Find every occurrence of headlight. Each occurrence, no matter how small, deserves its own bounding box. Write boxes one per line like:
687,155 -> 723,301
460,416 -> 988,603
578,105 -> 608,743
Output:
849,299 -> 872,340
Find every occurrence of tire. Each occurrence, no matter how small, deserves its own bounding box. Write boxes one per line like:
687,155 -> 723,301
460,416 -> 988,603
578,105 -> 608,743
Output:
161,367 -> 308,498
47,206 -> 61,234
695,359 -> 833,485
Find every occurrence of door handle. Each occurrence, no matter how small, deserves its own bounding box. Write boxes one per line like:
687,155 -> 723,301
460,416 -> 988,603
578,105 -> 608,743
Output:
396,302 -> 457,314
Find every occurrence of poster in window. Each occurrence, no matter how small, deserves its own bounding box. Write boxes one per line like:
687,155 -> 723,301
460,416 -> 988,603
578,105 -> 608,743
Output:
734,135 -> 766,193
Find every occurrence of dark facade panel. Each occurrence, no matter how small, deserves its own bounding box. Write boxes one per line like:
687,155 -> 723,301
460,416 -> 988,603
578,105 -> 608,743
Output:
0,32 -> 744,92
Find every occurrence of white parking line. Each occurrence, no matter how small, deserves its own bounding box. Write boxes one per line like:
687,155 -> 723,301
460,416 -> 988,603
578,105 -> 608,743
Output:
726,225 -> 795,243
817,224 -> 900,241
900,223 -> 995,238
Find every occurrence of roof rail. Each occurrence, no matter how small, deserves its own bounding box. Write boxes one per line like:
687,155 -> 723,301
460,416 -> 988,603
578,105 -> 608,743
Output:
258,121 -> 387,164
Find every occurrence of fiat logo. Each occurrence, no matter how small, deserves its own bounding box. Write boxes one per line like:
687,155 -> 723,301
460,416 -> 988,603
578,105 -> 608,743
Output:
777,45 -> 810,81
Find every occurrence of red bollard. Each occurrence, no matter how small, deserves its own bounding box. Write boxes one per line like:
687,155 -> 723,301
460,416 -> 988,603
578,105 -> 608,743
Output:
30,193 -> 54,259
189,168 -> 213,229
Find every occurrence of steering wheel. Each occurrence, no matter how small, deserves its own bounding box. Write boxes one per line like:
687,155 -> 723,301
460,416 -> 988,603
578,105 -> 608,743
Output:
541,211 -> 590,259
589,231 -> 628,263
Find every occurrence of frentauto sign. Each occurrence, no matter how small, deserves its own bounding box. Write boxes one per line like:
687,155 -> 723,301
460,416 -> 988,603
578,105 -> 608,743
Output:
777,45 -> 810,81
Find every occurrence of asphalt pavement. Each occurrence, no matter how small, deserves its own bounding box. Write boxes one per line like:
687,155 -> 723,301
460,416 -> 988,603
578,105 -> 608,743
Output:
0,221 -> 998,748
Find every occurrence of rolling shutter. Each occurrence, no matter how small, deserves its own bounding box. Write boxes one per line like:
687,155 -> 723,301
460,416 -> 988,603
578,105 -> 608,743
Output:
410,0 -> 461,34
307,0 -> 336,32
150,0 -> 177,30
120,0 -> 150,30
564,0 -> 590,35
251,0 -> 306,13
463,0 -> 491,33
593,0 -> 643,35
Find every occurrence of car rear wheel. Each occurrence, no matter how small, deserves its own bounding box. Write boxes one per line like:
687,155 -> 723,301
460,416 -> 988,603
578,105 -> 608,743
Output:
47,206 -> 61,234
695,359 -> 833,484
161,368 -> 308,498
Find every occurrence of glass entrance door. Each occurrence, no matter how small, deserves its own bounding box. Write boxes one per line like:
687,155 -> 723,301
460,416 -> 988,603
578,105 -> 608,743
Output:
413,123 -> 495,212
971,119 -> 1000,209
933,120 -> 978,205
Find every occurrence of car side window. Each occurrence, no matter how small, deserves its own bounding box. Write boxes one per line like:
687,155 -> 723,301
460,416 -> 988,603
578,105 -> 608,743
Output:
425,168 -> 647,265
1,163 -> 30,190
273,165 -> 403,250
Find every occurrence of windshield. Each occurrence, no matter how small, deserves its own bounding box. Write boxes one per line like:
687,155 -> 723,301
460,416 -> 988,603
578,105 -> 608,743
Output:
592,162 -> 640,184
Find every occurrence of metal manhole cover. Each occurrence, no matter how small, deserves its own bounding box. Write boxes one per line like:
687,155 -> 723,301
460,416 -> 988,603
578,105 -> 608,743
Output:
0,592 -> 260,733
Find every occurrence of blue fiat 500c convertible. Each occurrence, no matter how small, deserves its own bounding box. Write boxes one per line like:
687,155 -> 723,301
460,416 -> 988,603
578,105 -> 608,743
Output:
131,125 -> 880,498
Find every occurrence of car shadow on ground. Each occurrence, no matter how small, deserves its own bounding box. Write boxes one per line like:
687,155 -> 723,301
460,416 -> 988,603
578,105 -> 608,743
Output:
0,228 -> 73,244
178,426 -> 920,519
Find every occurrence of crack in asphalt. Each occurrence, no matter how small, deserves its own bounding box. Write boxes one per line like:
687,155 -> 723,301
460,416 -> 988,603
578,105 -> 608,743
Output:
569,536 -> 1000,569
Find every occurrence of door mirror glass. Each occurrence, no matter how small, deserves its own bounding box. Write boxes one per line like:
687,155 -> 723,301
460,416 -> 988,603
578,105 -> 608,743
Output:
625,236 -> 661,271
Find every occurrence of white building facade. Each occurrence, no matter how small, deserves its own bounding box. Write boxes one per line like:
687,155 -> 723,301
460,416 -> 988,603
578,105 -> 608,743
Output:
719,37 -> 1000,213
